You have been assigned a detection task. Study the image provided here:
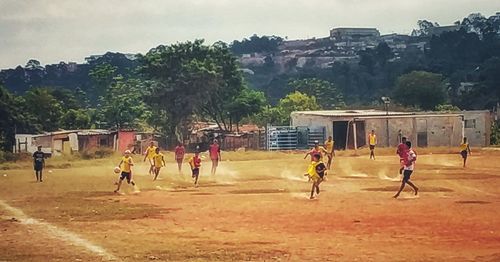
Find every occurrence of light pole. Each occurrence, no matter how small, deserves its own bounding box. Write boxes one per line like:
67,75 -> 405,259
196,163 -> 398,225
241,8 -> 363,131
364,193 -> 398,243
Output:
381,97 -> 391,147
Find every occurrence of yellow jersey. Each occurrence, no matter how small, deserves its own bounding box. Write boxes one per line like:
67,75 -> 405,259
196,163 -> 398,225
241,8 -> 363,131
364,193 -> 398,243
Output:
153,153 -> 164,168
307,161 -> 320,178
121,156 -> 133,173
459,143 -> 469,152
145,146 -> 157,159
324,140 -> 334,153
369,134 -> 377,145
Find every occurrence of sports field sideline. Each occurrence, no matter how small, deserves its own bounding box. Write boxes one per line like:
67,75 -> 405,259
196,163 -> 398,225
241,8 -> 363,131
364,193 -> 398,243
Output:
0,148 -> 499,261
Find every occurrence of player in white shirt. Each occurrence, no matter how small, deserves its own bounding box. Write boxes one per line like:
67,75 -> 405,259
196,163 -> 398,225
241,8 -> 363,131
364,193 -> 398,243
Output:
394,141 -> 419,198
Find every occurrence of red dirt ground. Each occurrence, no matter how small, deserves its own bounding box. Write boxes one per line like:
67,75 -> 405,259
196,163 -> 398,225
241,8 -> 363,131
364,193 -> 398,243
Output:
1,150 -> 499,261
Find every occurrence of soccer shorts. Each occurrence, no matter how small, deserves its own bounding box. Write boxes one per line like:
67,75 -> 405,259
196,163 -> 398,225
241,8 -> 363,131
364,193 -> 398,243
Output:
403,170 -> 413,182
120,171 -> 132,183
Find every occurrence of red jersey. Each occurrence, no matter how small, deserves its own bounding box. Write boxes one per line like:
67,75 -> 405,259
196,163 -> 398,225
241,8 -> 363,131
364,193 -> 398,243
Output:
175,146 -> 185,159
309,148 -> 322,160
397,143 -> 409,159
209,144 -> 220,159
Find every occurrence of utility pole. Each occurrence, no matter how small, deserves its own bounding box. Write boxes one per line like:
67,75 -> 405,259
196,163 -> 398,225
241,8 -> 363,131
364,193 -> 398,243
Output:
381,97 -> 391,147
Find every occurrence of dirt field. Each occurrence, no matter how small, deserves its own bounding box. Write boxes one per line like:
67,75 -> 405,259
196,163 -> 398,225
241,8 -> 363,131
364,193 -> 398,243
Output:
1,149 -> 499,261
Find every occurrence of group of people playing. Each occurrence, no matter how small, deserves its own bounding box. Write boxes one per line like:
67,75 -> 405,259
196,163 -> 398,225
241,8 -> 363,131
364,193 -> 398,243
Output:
301,132 -> 472,199
113,139 -> 221,193
31,132 -> 473,198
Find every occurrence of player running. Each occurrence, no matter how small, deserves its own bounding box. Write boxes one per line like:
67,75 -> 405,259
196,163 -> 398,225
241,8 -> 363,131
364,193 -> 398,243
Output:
174,142 -> 186,173
304,140 -> 327,161
393,141 -> 419,198
209,139 -> 221,175
152,147 -> 166,181
460,137 -> 471,168
32,145 -> 45,182
114,150 -> 137,193
368,130 -> 377,160
188,150 -> 202,187
143,141 -> 157,176
396,137 -> 409,175
304,153 -> 327,199
324,136 -> 335,170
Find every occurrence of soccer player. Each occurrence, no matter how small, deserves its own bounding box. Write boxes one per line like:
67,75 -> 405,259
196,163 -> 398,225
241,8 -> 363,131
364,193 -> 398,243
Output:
32,145 -> 45,182
393,141 -> 419,198
324,136 -> 335,170
396,137 -> 409,175
188,150 -> 202,187
115,150 -> 136,193
304,153 -> 326,199
460,137 -> 471,168
143,141 -> 157,176
174,142 -> 185,173
152,147 -> 166,181
304,140 -> 327,161
368,130 -> 377,160
209,139 -> 221,175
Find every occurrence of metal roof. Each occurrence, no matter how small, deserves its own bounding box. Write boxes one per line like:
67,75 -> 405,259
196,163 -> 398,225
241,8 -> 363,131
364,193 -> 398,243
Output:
291,110 -> 414,117
25,129 -> 116,137
291,109 -> 472,119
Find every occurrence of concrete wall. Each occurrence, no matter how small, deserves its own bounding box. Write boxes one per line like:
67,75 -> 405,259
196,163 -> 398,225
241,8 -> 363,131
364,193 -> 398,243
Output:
462,111 -> 491,146
118,131 -> 136,152
364,116 -> 463,147
292,113 -> 466,148
291,114 -> 348,140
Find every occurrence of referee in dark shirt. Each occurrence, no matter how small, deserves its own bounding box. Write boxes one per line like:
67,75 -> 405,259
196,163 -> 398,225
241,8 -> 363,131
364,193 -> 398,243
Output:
33,146 -> 45,182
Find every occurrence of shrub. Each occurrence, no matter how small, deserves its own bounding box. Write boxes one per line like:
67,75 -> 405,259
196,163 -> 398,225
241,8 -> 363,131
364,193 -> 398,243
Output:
80,147 -> 115,159
0,151 -> 32,163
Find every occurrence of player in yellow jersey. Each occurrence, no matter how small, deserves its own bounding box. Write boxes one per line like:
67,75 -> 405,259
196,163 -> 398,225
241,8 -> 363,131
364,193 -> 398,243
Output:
459,137 -> 471,168
152,147 -> 166,181
143,141 -> 157,176
368,130 -> 377,160
324,136 -> 335,170
114,150 -> 136,193
303,153 -> 327,199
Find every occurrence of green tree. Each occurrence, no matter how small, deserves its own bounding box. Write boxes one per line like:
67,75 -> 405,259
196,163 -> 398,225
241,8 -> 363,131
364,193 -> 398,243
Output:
0,86 -> 19,150
140,40 -> 248,141
288,78 -> 344,109
434,104 -> 460,112
275,91 -> 321,125
393,71 -> 447,110
60,109 -> 92,129
226,88 -> 266,131
89,63 -> 118,103
98,77 -> 146,129
23,88 -> 64,131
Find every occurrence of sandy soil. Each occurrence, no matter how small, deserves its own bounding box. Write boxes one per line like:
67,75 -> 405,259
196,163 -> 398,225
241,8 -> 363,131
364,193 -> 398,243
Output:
0,150 -> 499,261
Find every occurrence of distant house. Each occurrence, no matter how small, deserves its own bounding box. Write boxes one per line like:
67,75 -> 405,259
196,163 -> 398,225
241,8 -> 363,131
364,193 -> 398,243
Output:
427,25 -> 460,36
330,28 -> 380,41
14,129 -> 137,155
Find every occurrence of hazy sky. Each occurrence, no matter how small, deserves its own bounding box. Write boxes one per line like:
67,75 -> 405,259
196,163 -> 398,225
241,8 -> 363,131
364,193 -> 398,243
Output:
0,0 -> 499,68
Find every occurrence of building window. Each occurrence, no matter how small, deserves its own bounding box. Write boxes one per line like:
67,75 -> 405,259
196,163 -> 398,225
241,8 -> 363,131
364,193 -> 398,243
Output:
464,119 -> 476,128
100,138 -> 108,146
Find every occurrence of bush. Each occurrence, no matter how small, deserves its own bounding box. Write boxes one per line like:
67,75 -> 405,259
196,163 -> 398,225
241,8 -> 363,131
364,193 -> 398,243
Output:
80,147 -> 115,159
0,151 -> 32,163
491,121 -> 500,145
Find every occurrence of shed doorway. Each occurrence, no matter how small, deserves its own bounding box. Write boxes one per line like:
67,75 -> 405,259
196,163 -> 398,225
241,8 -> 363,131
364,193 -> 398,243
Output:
332,121 -> 348,150
348,121 -> 366,149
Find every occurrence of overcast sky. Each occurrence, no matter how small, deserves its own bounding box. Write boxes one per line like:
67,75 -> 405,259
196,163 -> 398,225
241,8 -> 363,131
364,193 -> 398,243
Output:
0,0 -> 498,68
